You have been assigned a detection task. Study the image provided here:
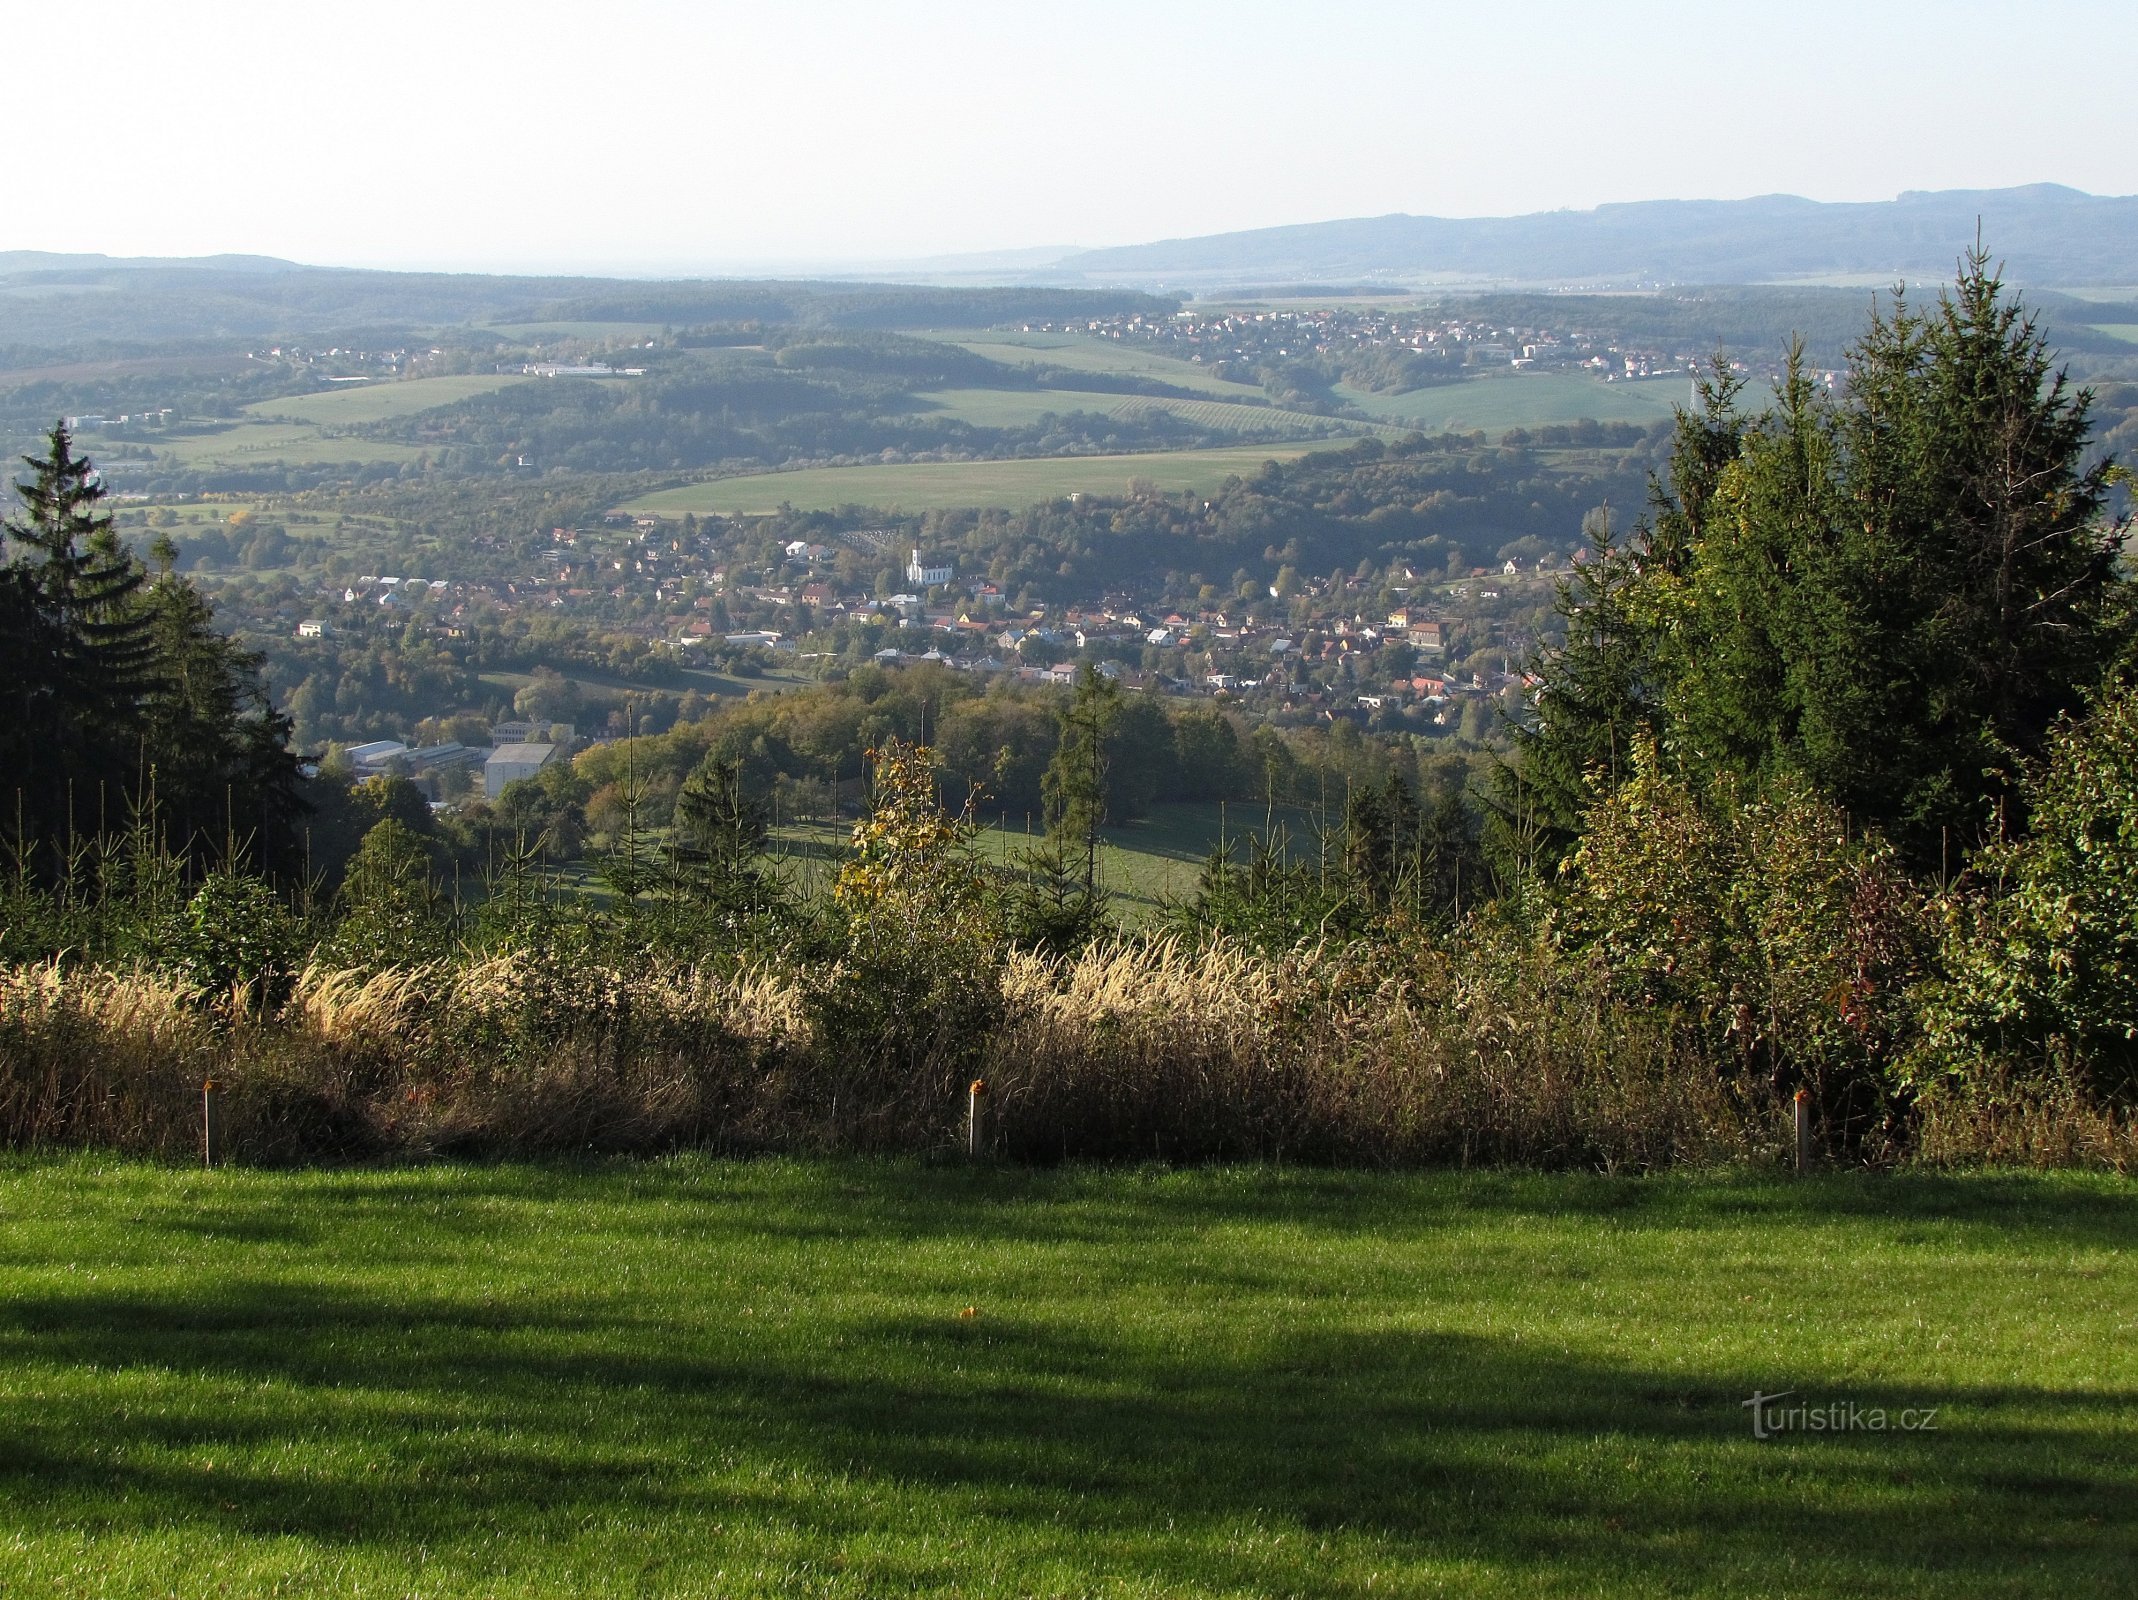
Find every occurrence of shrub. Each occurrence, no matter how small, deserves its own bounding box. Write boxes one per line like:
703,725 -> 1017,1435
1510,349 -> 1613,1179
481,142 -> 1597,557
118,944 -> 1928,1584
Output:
1921,682 -> 2138,1101
1552,755 -> 1927,1142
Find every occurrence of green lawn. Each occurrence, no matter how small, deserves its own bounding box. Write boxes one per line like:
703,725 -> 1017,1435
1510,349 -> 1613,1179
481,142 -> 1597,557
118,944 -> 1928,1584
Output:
1,1158 -> 2131,1596
623,446 -> 1323,516
1335,371 -> 1692,432
242,373 -> 531,425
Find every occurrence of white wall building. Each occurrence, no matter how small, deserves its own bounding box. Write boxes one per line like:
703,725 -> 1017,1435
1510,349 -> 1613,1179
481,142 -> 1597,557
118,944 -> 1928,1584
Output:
485,742 -> 558,798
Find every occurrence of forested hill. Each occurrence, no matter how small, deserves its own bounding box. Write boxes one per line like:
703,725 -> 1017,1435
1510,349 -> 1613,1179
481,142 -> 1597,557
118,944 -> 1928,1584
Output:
1055,185 -> 2138,288
0,265 -> 1175,355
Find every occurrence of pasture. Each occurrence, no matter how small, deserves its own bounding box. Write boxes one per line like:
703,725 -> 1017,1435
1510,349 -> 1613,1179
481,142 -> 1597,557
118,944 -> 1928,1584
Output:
623,445 -> 1326,516
1,1157 -> 2130,1597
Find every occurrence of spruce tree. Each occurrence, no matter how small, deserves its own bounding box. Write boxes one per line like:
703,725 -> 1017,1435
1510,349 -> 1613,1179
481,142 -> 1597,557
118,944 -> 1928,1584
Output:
4,425 -> 153,726
1041,663 -> 1121,893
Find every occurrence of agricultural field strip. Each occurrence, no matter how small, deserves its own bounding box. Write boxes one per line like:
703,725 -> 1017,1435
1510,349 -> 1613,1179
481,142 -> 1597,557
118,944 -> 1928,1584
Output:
915,385 -> 1387,439
241,373 -> 532,426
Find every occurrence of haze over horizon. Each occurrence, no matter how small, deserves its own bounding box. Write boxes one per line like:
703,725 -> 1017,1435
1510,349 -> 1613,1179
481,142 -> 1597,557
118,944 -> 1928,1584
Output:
29,0 -> 2138,277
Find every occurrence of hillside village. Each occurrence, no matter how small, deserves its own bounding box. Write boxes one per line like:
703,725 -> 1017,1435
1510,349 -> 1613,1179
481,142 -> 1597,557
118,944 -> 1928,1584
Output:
266,503 -> 1551,780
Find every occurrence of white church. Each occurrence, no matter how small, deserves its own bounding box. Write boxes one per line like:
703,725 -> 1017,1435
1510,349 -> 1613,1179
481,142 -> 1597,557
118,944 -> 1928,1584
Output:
906,547 -> 954,587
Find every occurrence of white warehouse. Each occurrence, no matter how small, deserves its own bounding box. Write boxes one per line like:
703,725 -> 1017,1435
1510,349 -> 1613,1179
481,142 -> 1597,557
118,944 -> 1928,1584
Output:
485,742 -> 558,798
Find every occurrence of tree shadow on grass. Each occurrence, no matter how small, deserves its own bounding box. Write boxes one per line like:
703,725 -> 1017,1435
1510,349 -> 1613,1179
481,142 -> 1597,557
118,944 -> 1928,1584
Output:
1,1275 -> 2132,1595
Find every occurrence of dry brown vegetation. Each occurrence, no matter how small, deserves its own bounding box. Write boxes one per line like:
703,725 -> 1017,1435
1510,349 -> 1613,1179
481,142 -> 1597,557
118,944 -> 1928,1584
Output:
5,938 -> 2126,1170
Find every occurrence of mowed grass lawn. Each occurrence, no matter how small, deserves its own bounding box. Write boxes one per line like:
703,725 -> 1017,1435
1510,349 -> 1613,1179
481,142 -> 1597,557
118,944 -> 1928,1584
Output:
624,446 -> 1323,516
2,1158 -> 2132,1596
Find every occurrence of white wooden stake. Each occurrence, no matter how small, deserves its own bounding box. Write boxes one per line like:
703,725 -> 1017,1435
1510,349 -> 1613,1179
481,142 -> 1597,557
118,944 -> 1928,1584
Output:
968,1079 -> 990,1159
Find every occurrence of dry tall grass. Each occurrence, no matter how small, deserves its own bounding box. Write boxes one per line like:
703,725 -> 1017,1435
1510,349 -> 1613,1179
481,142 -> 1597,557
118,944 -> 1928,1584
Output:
990,937 -> 1757,1167
0,938 -> 2121,1168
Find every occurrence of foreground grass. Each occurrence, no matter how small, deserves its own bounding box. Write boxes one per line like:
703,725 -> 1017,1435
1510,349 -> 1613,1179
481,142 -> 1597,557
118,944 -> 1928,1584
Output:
0,1160 -> 2131,1597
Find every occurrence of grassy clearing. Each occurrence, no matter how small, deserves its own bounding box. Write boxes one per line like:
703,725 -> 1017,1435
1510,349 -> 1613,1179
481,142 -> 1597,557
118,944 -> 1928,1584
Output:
0,1157 -> 2130,1597
242,373 -> 530,425
766,800 -> 1303,919
623,446 -> 1321,516
1335,371 -> 1689,432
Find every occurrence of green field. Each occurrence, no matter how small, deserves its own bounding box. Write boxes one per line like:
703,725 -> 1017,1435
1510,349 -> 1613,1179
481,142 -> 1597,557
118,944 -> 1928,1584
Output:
2092,324 -> 2138,345
1334,371 -> 1692,432
243,373 -> 530,425
933,331 -> 1270,400
624,446 -> 1325,516
914,386 -> 1370,441
147,423 -> 428,470
767,801 -> 1314,919
2,1157 -> 2131,1596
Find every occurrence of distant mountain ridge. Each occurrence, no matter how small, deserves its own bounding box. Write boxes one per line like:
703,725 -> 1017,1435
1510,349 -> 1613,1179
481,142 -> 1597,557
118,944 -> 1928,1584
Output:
1052,185 -> 2138,289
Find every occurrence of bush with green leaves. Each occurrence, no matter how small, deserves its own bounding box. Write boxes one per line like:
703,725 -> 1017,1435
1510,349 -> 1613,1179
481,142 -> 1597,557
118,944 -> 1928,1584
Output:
1552,752 -> 1927,1135
164,869 -> 304,1011
1922,682 -> 2138,1100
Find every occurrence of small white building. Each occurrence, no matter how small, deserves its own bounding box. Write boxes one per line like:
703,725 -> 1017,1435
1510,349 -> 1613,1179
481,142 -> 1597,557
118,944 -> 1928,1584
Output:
485,742 -> 558,798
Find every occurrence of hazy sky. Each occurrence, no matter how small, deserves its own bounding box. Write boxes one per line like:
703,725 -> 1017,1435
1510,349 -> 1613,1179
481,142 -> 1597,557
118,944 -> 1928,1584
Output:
33,0 -> 2138,273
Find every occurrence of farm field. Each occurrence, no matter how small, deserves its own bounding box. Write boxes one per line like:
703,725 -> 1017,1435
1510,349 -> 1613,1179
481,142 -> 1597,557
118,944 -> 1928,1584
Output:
1,1157 -> 2130,1597
623,445 -> 1327,516
143,422 -> 428,471
913,385 -> 1367,440
242,373 -> 530,425
928,330 -> 1270,399
1333,371 -> 1691,432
